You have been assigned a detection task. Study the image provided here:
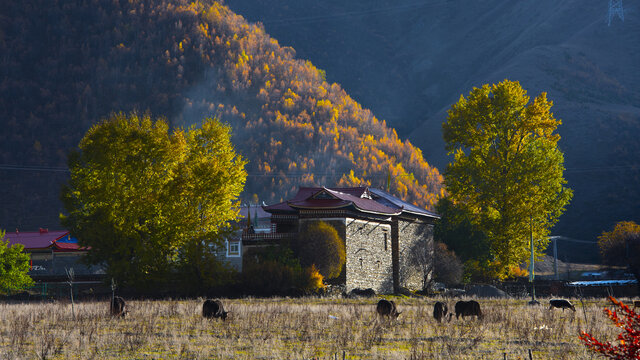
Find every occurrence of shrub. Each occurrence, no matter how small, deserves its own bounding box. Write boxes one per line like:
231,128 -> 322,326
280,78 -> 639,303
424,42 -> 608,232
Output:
579,296 -> 640,359
241,246 -> 324,296
433,242 -> 463,285
297,221 -> 345,279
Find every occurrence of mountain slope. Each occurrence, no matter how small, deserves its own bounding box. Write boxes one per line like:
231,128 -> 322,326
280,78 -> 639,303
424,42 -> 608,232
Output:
225,0 -> 640,242
0,0 -> 443,230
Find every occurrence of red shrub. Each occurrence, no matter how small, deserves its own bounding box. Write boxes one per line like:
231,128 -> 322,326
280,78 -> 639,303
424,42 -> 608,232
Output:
579,296 -> 640,359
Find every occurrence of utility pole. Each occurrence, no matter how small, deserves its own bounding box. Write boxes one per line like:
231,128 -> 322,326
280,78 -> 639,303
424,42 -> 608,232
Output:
529,215 -> 539,305
553,237 -> 558,280
608,0 -> 624,26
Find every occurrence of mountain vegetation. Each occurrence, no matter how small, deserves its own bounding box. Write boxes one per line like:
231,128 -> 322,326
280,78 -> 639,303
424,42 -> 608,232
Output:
0,0 -> 443,232
226,0 -> 640,245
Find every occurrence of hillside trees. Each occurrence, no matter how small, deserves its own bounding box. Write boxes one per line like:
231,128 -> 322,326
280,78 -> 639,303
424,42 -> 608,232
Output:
60,112 -> 246,290
442,80 -> 573,278
0,230 -> 34,294
0,0 -> 443,232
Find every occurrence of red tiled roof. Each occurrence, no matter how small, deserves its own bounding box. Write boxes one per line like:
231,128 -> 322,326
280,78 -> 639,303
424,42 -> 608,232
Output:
2,230 -> 83,251
264,187 -> 401,216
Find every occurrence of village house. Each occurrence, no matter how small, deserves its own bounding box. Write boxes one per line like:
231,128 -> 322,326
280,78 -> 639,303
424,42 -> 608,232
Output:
243,186 -> 439,294
3,229 -> 104,279
2,229 -> 105,296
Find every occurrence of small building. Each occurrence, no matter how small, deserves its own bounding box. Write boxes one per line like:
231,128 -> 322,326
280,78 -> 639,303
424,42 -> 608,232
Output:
221,205 -> 273,272
253,186 -> 439,294
2,229 -> 104,281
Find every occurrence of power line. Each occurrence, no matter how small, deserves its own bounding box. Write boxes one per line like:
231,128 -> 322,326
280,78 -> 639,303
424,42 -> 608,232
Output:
2,162 -> 639,177
0,164 -> 70,173
548,236 -> 598,245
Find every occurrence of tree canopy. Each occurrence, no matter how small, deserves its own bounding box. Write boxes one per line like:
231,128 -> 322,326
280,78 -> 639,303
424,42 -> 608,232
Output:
0,230 -> 34,294
442,80 -> 573,278
60,113 -> 246,289
297,221 -> 346,279
598,221 -> 640,283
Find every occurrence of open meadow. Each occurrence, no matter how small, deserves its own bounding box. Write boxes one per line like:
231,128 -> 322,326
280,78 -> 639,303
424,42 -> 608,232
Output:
0,296 -> 625,359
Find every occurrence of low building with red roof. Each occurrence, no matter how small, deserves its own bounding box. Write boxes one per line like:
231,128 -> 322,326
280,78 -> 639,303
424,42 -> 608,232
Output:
248,186 -> 439,294
2,228 -> 104,281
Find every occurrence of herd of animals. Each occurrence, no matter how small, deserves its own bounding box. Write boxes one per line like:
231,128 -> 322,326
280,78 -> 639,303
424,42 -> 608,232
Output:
106,295 -> 635,322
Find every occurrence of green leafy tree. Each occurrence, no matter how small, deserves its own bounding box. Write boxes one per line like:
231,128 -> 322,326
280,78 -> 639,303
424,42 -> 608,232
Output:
0,230 -> 34,294
442,80 -> 573,278
297,221 -> 345,279
434,197 -> 493,281
61,113 -> 246,290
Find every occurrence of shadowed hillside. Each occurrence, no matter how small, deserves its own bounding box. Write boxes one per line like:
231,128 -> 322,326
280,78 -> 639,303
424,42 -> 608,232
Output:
0,0 -> 443,231
226,0 -> 640,243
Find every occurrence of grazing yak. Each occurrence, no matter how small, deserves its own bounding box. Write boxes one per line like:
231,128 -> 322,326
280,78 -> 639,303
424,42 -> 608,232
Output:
376,299 -> 401,319
549,299 -> 576,312
202,299 -> 228,320
110,296 -> 127,318
454,300 -> 483,320
634,300 -> 640,309
433,301 -> 448,323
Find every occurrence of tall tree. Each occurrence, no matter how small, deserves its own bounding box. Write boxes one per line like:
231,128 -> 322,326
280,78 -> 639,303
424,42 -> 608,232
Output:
442,80 -> 572,278
0,230 -> 34,294
61,113 -> 246,289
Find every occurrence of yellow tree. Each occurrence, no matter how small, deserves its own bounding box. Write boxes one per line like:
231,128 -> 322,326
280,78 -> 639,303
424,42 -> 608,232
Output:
61,113 -> 246,289
442,80 -> 572,278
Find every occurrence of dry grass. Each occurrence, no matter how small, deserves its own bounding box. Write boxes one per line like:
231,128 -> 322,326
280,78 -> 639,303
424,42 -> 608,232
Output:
0,296 -> 625,359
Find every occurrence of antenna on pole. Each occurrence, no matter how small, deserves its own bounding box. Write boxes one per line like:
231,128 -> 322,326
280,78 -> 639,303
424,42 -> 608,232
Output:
608,0 -> 624,26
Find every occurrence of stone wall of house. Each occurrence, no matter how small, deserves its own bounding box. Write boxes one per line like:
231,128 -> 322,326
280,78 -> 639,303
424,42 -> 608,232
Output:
396,219 -> 434,291
344,218 -> 393,294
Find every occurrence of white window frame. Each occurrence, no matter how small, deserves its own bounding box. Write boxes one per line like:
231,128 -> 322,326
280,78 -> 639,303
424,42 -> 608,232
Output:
226,240 -> 241,257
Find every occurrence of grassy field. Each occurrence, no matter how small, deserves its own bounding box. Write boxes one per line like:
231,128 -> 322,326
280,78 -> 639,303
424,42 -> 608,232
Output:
0,296 -> 627,359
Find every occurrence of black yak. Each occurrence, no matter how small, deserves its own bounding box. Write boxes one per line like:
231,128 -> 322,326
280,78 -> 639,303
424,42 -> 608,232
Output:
549,299 -> 576,312
202,299 -> 228,320
110,296 -> 127,318
349,288 -> 376,298
376,299 -> 400,319
454,300 -> 483,320
433,301 -> 448,322
634,300 -> 640,308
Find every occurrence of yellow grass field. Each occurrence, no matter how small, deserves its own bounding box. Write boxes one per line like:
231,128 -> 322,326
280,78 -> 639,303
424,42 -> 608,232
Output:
0,296 -> 628,359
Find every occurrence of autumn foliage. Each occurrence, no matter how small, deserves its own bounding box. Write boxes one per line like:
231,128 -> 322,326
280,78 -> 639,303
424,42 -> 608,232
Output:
297,221 -> 346,279
579,296 -> 640,359
0,0 -> 443,230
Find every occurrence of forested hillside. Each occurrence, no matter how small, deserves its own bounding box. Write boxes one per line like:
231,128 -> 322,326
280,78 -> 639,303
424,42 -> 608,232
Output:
227,0 -> 640,242
0,0 -> 443,231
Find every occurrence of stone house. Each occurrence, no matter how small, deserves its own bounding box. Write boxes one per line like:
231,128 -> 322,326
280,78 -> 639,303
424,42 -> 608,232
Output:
252,186 -> 439,294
